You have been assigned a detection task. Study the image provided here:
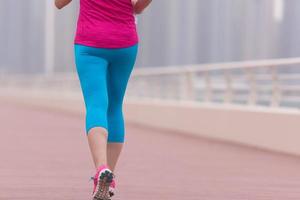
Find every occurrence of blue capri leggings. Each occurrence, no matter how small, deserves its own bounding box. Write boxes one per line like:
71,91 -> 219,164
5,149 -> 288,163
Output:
74,44 -> 138,143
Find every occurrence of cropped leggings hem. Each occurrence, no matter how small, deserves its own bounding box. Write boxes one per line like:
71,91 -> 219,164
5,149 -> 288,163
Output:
74,43 -> 138,143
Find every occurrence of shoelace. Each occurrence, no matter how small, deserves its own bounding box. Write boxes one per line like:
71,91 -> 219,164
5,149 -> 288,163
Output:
89,174 -> 116,182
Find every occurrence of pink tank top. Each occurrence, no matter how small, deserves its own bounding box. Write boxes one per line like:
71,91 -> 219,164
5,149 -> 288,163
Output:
74,0 -> 139,48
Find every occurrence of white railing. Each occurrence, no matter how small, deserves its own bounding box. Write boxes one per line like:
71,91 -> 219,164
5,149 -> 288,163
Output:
0,57 -> 300,109
127,57 -> 300,109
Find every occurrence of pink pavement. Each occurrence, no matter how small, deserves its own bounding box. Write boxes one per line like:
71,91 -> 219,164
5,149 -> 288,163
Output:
1,99 -> 300,199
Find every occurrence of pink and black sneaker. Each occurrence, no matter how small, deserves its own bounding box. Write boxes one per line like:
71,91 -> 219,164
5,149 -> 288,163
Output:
90,164 -> 114,200
108,179 -> 116,198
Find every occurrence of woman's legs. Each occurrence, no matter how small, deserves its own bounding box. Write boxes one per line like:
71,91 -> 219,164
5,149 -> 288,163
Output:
75,44 -> 137,200
75,44 -> 138,172
75,45 -> 110,169
88,127 -> 108,169
106,44 -> 139,171
107,143 -> 123,171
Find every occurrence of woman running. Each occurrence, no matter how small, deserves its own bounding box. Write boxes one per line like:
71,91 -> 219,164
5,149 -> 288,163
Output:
55,0 -> 152,199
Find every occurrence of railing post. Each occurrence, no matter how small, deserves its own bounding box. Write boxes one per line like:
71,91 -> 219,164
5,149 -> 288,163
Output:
187,72 -> 196,101
271,66 -> 281,107
179,71 -> 195,101
204,71 -> 212,102
224,70 -> 233,104
247,68 -> 257,105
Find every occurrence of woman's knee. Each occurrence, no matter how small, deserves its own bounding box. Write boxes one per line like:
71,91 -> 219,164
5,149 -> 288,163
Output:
107,106 -> 125,143
107,131 -> 125,143
85,107 -> 108,134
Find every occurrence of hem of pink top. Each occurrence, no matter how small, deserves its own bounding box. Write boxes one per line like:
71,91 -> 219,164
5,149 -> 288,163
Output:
74,40 -> 139,49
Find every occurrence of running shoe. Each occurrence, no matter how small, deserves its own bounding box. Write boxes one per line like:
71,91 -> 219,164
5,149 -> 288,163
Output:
91,164 -> 114,200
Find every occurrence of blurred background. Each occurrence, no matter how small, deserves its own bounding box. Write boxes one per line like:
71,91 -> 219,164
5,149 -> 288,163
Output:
1,0 -> 300,73
1,0 -> 300,199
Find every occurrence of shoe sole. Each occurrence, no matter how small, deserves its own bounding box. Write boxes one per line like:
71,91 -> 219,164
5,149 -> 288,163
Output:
108,186 -> 115,198
92,170 -> 114,200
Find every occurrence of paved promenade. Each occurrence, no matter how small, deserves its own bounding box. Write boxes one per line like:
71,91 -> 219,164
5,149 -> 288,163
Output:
1,99 -> 300,200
